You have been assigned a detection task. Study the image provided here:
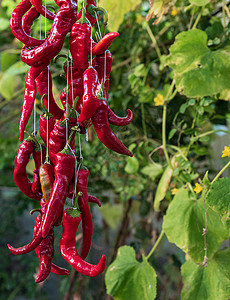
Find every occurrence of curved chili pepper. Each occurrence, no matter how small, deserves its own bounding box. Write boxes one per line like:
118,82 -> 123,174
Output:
39,114 -> 56,147
31,144 -> 46,194
88,195 -> 101,207
108,108 -> 133,126
92,32 -> 119,56
36,67 -> 64,119
42,146 -> 76,238
21,4 -> 78,68
22,6 -> 40,36
76,168 -> 93,259
60,208 -> 106,277
78,67 -> 99,124
10,0 -> 44,47
92,98 -> 133,156
19,65 -> 44,141
92,50 -> 113,100
13,138 -> 42,200
69,8 -> 91,70
30,0 -> 55,20
7,214 -> 43,255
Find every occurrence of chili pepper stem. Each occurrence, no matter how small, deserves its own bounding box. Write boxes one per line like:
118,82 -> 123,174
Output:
41,94 -> 53,119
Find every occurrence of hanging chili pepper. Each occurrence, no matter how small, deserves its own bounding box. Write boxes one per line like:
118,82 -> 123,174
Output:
76,168 -> 94,259
10,0 -> 44,47
69,6 -> 91,71
42,136 -> 76,238
78,0 -> 108,27
92,98 -> 133,156
36,67 -> 64,119
60,208 -> 106,277
78,67 -> 99,124
29,0 -> 55,20
22,6 -> 40,36
39,163 -> 54,203
13,137 -> 42,200
92,32 -> 119,56
19,65 -> 44,141
21,3 -> 78,68
31,143 -> 46,194
108,108 -> 133,126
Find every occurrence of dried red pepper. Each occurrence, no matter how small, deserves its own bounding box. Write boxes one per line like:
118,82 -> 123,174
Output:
92,32 -> 119,56
60,208 -> 106,277
30,0 -> 55,20
22,6 -> 40,36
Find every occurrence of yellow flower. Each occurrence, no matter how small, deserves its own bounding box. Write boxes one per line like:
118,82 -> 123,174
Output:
171,8 -> 178,16
154,94 -> 164,106
194,183 -> 203,194
221,146 -> 230,158
171,188 -> 178,195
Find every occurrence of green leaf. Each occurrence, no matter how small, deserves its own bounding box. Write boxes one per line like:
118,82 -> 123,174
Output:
141,163 -> 163,180
100,203 -> 123,229
181,248 -> 230,300
0,18 -> 10,31
168,128 -> 177,140
163,188 -> 229,263
166,29 -> 230,98
105,246 -> 157,300
0,61 -> 29,100
189,0 -> 210,6
125,156 -> 139,174
99,0 -> 142,31
206,178 -> 230,228
154,165 -> 173,211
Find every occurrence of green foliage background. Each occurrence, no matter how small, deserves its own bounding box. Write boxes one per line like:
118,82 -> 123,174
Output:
0,0 -> 230,299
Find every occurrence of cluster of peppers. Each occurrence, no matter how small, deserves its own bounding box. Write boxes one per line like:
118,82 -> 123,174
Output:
8,0 -> 133,283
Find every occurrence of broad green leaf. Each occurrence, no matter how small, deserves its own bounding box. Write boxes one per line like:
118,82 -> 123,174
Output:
206,178 -> 230,228
189,0 -> 210,6
125,156 -> 139,174
100,203 -> 123,229
146,0 -> 174,24
0,18 -> 10,31
163,188 -> 229,263
166,29 -> 230,98
1,51 -> 18,72
99,0 -> 142,31
154,165 -> 173,211
105,246 -> 157,300
181,248 -> 230,300
0,61 -> 29,100
141,163 -> 163,180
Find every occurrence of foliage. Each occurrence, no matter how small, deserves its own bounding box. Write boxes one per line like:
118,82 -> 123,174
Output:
0,0 -> 230,299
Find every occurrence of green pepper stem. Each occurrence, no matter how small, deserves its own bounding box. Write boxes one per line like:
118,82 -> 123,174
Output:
41,94 -> 53,119
25,131 -> 40,150
87,5 -> 108,26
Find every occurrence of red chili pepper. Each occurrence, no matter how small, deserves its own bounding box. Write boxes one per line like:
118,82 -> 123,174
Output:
36,67 -> 64,119
22,6 -> 40,36
10,0 -> 44,47
92,98 -> 133,156
19,65 -> 44,141
78,0 -> 108,27
76,168 -> 93,259
13,137 -> 42,200
78,67 -> 99,124
31,143 -> 46,194
92,50 -> 113,100
29,0 -> 55,20
42,145 -> 76,238
39,163 -> 54,203
69,8 -> 91,70
39,106 -> 56,147
60,208 -> 106,277
108,108 -> 133,126
77,0 -> 97,26
21,4 -> 78,68
92,32 -> 119,56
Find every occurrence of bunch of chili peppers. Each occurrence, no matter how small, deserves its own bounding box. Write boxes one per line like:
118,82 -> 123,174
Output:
8,0 -> 133,283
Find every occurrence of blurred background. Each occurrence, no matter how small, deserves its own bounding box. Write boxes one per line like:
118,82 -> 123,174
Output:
0,0 -> 230,299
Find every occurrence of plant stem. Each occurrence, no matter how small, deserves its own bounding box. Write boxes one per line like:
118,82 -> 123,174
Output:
145,21 -> 161,60
223,0 -> 226,28
162,103 -> 172,168
192,8 -> 202,29
141,103 -> 147,137
146,230 -> 165,260
212,161 -> 230,184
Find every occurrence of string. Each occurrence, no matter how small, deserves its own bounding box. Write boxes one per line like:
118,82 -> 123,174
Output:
45,67 -> 50,161
44,0 -> 47,37
95,12 -> 102,39
90,27 -> 93,66
65,58 -> 69,146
